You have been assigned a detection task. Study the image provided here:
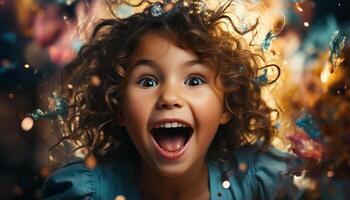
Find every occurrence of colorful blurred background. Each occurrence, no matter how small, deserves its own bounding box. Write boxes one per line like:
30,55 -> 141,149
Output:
0,0 -> 349,199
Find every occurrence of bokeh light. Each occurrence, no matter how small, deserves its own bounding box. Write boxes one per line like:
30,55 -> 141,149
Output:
21,116 -> 34,131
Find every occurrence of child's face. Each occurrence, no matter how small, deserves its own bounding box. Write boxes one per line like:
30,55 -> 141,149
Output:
120,31 -> 230,177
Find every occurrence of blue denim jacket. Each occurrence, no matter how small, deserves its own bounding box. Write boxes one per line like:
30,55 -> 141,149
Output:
42,145 -> 299,200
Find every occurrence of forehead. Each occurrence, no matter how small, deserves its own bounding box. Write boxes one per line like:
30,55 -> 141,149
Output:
128,31 -> 220,75
130,31 -> 198,63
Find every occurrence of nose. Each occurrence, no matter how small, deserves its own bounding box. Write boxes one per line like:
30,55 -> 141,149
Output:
156,83 -> 184,110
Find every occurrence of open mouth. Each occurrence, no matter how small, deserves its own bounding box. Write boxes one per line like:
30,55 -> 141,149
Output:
151,126 -> 193,153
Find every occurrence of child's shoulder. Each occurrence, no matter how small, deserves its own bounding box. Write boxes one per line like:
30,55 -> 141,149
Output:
234,142 -> 299,169
41,158 -> 138,200
228,143 -> 301,199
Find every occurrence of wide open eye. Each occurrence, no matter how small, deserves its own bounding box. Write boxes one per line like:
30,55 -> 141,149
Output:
185,76 -> 206,86
137,77 -> 158,88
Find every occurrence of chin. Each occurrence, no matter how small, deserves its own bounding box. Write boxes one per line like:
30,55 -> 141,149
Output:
153,161 -> 192,178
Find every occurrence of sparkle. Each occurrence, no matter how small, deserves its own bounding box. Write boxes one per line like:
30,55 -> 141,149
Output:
115,195 -> 126,200
8,93 -> 15,99
303,22 -> 309,27
222,180 -> 230,189
90,75 -> 101,87
29,93 -> 68,120
309,181 -> 317,190
327,170 -> 334,178
65,0 -> 75,6
40,167 -> 50,177
238,162 -> 248,172
254,69 -> 268,84
85,154 -> 97,169
49,154 -> 54,162
21,116 -> 34,131
296,113 -> 321,139
24,64 -> 30,69
329,30 -> 346,73
150,3 -> 163,17
320,66 -> 330,83
67,84 -> 73,89
296,2 -> 303,12
63,15 -> 70,25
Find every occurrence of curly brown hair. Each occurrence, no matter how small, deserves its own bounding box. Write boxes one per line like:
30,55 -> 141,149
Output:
54,0 -> 277,170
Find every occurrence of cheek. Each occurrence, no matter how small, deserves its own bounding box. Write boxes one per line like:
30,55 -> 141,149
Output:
190,89 -> 224,132
121,88 -> 154,133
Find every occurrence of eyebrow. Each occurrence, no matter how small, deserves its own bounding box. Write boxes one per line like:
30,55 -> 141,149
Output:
130,59 -> 207,69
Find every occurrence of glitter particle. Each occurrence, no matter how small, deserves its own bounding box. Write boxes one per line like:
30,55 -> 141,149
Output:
303,22 -> 309,27
40,167 -> 50,177
150,3 -> 163,17
115,195 -> 126,200
90,75 -> 101,87
8,93 -> 15,99
21,116 -> 34,131
329,30 -> 346,73
320,67 -> 330,83
24,64 -> 30,69
327,170 -> 334,178
49,154 -> 54,162
222,180 -> 230,189
296,2 -> 303,12
238,162 -> 248,172
85,154 -> 97,169
67,84 -> 73,89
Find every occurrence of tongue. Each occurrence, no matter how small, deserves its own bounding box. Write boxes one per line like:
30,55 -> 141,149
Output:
156,134 -> 186,152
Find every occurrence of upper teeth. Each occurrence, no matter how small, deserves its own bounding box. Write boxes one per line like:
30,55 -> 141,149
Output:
156,122 -> 188,128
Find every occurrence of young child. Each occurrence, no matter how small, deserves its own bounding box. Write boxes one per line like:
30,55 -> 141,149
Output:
42,0 -> 299,199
